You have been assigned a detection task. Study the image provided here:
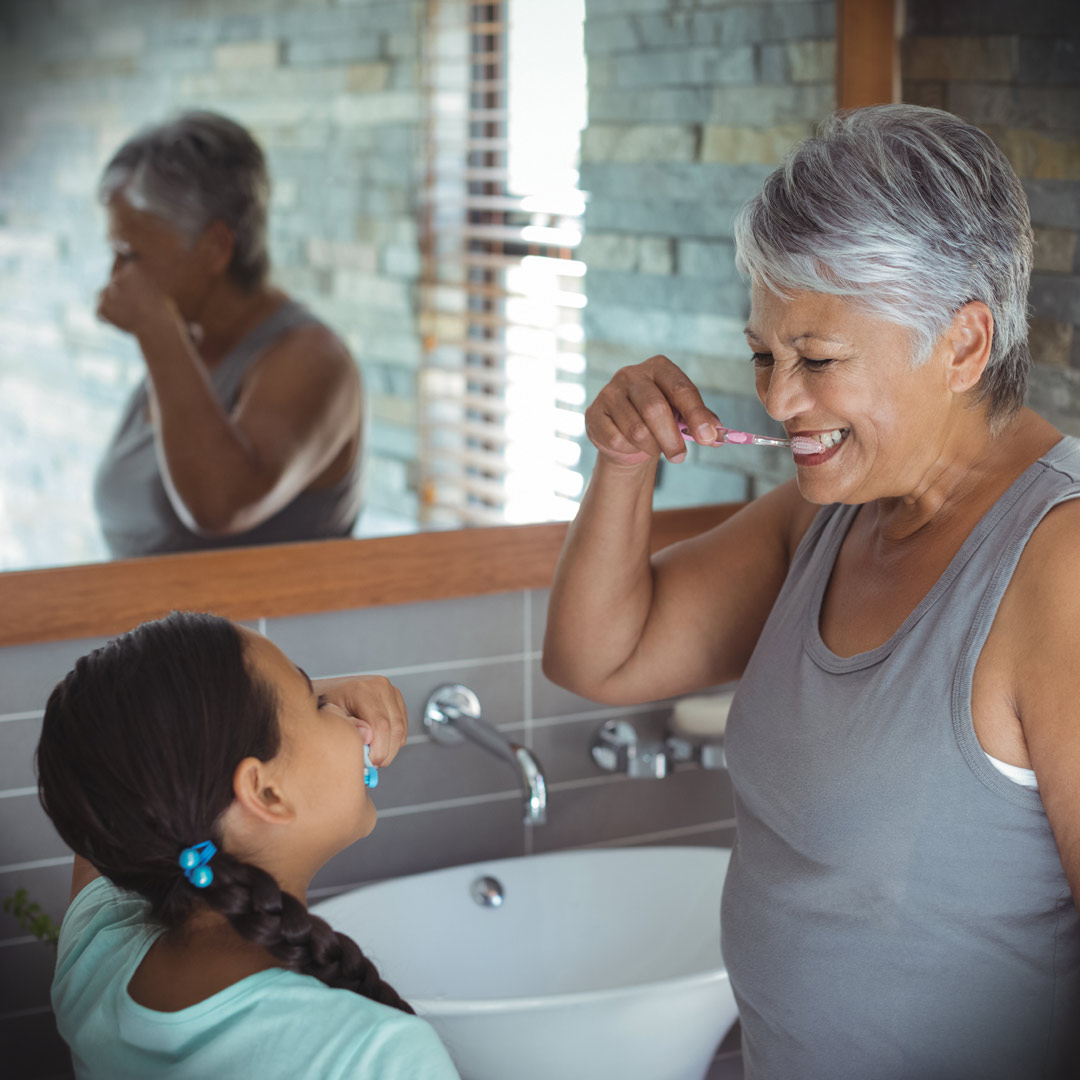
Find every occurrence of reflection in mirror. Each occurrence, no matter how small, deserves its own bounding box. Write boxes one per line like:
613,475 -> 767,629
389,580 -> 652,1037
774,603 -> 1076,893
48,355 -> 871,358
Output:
93,111 -> 366,560
0,0 -> 842,572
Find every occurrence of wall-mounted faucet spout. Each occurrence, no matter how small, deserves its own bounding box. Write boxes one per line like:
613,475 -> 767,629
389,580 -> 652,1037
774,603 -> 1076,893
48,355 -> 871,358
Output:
423,684 -> 547,825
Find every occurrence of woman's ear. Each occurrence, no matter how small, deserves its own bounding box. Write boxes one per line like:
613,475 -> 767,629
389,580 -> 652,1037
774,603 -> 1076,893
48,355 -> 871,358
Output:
231,756 -> 295,826
197,220 -> 236,278
945,301 -> 994,395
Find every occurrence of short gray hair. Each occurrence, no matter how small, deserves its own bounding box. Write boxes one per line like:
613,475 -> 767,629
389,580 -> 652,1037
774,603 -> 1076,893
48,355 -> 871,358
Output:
733,105 -> 1033,431
99,111 -> 271,291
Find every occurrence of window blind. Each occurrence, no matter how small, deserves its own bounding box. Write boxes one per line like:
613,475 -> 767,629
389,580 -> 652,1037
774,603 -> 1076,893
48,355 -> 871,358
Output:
418,0 -> 587,527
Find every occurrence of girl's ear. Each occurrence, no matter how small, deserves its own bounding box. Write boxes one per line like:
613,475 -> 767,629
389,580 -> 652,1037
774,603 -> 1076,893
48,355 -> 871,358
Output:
231,756 -> 295,826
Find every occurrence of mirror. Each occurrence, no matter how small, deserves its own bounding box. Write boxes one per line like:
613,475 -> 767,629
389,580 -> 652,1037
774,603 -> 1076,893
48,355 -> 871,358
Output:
0,0 -> 840,572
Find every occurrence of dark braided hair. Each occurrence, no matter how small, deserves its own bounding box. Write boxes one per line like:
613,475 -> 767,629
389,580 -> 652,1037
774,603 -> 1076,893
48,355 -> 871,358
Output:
36,611 -> 413,1014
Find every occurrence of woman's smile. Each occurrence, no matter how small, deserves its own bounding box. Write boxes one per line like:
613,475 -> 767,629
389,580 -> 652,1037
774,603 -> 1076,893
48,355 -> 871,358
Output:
791,427 -> 852,464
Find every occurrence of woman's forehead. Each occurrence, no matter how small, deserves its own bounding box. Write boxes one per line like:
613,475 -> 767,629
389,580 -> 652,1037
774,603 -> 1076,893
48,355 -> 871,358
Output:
105,193 -> 180,243
746,290 -> 889,346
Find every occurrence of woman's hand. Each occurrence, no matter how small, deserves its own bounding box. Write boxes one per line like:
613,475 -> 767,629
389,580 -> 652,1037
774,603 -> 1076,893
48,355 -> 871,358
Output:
316,675 -> 409,768
97,260 -> 179,338
585,354 -> 723,467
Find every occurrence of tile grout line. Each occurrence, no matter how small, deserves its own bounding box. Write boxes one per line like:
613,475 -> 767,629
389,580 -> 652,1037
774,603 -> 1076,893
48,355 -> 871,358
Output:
0,1004 -> 54,1022
0,710 -> 45,724
568,817 -> 737,850
547,773 -> 631,793
522,589 -> 534,858
0,702 -> 672,799
377,788 -> 521,820
532,701 -> 675,729
313,651 -> 541,682
315,770 -> 641,832
0,855 -> 73,876
0,934 -> 38,948
0,751 -> 712,812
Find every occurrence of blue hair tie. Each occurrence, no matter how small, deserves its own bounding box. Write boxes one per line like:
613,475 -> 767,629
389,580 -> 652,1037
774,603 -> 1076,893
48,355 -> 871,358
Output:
178,841 -> 217,888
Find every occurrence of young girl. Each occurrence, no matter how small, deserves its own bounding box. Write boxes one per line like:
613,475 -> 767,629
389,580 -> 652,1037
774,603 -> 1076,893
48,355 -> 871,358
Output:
37,610 -> 461,1078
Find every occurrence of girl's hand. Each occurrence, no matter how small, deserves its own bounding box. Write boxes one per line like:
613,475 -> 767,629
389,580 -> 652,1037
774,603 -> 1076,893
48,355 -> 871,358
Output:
316,675 -> 408,767
97,261 -> 178,338
585,354 -> 722,467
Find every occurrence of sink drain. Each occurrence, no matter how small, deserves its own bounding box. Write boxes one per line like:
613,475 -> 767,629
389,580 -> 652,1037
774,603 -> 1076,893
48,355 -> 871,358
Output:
470,875 -> 505,908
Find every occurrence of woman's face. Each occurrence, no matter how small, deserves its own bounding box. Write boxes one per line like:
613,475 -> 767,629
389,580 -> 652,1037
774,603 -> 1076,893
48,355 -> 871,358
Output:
746,285 -> 956,506
239,628 -> 377,866
105,193 -> 213,319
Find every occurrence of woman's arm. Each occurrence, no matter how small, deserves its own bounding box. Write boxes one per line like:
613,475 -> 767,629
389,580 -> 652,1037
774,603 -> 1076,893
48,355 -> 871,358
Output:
99,261 -> 361,536
543,355 -> 815,705
1009,499 -> 1080,911
135,308 -> 361,536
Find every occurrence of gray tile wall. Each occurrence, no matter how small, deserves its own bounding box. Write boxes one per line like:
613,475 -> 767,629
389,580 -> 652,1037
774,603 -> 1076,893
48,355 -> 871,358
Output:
0,588 -> 735,1077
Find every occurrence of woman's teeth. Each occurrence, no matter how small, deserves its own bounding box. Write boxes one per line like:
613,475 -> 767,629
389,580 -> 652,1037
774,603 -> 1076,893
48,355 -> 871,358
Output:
793,428 -> 850,454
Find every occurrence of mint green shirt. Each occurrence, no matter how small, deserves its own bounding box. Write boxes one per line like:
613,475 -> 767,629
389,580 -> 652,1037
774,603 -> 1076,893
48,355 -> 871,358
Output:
52,877 -> 461,1079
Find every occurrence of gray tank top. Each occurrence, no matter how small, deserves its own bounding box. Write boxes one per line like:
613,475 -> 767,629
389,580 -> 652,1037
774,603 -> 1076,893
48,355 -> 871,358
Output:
722,435 -> 1080,1080
93,300 -> 363,558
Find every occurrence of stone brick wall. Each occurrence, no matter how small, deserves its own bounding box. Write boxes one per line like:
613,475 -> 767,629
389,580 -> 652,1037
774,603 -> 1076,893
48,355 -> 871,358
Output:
579,0 -> 837,507
579,0 -> 1080,508
0,0 -> 424,568
902,0 -> 1080,433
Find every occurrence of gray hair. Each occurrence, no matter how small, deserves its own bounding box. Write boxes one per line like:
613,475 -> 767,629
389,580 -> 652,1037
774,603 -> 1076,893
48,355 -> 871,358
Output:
99,111 -> 271,291
733,104 -> 1033,431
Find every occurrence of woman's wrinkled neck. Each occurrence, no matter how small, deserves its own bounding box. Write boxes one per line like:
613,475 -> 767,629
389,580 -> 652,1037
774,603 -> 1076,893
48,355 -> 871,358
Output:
189,279 -> 286,369
870,407 -> 1058,546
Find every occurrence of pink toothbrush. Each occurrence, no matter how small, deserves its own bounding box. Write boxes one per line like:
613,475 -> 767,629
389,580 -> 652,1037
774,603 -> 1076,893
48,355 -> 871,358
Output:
676,419 -> 823,455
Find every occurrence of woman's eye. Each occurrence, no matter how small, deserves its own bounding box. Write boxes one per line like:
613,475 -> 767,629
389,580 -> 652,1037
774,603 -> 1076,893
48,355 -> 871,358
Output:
750,353 -> 835,371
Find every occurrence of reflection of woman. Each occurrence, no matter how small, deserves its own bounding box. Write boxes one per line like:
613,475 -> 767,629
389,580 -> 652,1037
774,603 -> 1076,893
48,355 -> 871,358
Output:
39,612 -> 459,1077
93,112 -> 363,558
545,106 -> 1080,1078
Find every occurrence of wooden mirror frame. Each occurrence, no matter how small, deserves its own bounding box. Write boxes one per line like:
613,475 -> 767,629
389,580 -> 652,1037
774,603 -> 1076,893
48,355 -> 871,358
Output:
0,4 -> 897,649
0,506 -> 741,647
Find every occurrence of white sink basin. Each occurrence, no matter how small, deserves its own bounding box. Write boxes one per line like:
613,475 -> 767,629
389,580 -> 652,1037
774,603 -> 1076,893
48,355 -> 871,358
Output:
311,846 -> 737,1080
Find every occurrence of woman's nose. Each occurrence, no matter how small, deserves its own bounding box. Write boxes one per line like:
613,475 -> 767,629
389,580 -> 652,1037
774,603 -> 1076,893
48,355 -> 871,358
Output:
760,363 -> 811,424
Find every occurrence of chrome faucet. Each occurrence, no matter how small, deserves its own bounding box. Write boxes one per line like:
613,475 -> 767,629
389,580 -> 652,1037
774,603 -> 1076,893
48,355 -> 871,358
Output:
423,684 -> 547,825
590,718 -> 727,779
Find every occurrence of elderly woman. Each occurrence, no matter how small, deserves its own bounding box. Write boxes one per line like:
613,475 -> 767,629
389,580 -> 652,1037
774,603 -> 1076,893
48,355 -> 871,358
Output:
544,105 -> 1079,1079
93,111 -> 363,557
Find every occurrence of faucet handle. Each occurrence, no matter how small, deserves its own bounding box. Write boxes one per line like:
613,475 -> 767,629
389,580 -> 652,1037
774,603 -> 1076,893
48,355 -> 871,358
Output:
424,684 -> 482,744
664,733 -> 726,770
591,719 -> 637,773
628,743 -> 669,779
591,720 -> 670,779
664,735 -> 696,764
698,742 -> 727,770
